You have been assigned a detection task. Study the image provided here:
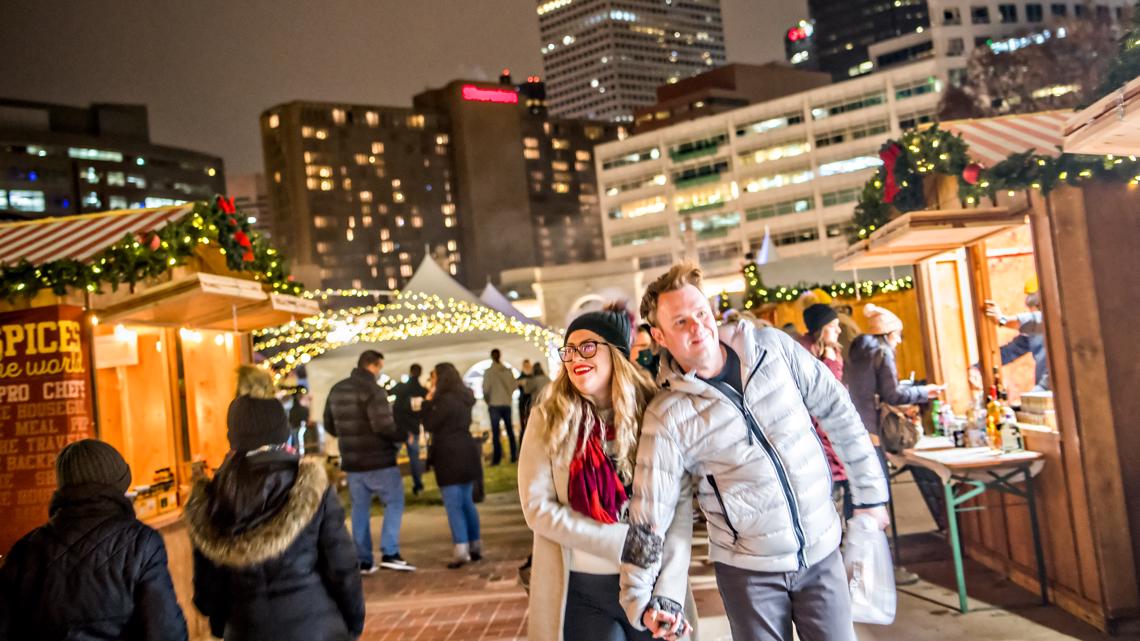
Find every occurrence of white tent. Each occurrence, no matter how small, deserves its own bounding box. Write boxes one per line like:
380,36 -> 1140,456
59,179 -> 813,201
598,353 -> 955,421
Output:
261,256 -> 562,435
479,282 -> 541,326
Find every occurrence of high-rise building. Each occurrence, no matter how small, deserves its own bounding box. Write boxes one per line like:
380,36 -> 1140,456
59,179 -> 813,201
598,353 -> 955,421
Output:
632,63 -> 833,133
596,59 -> 943,273
261,103 -> 458,290
537,0 -> 727,122
798,0 -> 930,80
0,99 -> 224,221
261,76 -> 622,291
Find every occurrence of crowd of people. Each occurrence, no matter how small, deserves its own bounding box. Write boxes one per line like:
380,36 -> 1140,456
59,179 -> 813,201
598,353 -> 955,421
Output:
1,257 -> 991,641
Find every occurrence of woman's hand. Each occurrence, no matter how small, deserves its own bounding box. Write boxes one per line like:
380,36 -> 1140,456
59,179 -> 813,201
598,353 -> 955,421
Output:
925,384 -> 945,399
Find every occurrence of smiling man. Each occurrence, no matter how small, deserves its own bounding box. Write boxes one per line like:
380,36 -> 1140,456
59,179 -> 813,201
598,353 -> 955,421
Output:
619,262 -> 889,641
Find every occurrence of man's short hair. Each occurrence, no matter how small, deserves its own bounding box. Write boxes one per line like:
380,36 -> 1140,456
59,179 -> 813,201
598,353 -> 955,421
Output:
491,349 -> 501,361
409,363 -> 422,378
640,262 -> 704,327
358,350 -> 384,369
1025,292 -> 1040,310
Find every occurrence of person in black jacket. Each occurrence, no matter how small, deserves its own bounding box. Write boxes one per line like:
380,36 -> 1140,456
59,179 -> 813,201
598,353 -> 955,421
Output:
392,364 -> 428,496
323,350 -> 415,573
422,362 -> 483,569
187,366 -> 365,641
0,439 -> 187,641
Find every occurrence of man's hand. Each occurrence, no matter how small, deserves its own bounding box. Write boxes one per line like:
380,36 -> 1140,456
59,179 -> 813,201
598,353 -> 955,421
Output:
984,300 -> 1003,323
642,608 -> 692,640
853,505 -> 890,530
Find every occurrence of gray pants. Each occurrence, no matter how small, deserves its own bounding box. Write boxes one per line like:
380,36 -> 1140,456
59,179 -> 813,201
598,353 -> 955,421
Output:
715,549 -> 855,641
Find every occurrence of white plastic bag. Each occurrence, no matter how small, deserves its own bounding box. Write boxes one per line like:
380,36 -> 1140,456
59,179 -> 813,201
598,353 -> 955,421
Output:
843,514 -> 897,625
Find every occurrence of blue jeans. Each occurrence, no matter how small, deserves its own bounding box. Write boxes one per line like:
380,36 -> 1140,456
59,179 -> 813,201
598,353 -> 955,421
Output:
402,434 -> 424,489
348,466 -> 404,563
488,405 -> 517,465
440,482 -> 481,545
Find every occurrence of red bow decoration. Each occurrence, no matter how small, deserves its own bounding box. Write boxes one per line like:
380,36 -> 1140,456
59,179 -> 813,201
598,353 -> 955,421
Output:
216,196 -> 236,214
879,143 -> 903,203
137,232 -> 161,251
242,250 -> 255,263
234,231 -> 252,248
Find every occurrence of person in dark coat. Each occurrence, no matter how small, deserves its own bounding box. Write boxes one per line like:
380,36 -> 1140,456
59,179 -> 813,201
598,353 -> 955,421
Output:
0,439 -> 187,641
422,362 -> 483,569
392,364 -> 428,495
323,350 -> 415,572
187,365 -> 365,641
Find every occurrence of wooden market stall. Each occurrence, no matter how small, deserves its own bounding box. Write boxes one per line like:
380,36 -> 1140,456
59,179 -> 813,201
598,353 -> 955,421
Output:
836,112 -> 1140,633
0,201 -> 318,638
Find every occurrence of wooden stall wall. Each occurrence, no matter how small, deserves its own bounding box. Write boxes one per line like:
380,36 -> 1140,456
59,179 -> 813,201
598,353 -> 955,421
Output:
179,329 -> 240,475
983,226 -> 1040,402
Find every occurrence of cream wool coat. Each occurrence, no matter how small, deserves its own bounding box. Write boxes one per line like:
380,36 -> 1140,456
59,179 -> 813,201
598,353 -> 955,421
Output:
518,408 -> 699,641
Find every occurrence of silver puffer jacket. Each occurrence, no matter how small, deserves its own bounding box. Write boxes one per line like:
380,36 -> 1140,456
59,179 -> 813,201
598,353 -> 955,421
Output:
620,322 -> 887,625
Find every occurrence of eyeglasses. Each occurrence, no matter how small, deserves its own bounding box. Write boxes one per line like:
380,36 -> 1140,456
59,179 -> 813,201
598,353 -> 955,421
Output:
558,340 -> 610,362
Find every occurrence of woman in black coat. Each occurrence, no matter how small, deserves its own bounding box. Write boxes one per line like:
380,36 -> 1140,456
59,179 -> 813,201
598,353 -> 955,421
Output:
0,439 -> 187,641
422,362 -> 483,568
186,367 -> 364,641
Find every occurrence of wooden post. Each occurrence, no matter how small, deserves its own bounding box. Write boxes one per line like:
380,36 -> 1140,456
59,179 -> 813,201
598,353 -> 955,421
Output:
912,261 -> 943,385
964,241 -> 999,392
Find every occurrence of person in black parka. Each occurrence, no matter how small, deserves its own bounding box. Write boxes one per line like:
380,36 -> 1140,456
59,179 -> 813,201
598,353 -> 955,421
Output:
0,439 -> 188,641
186,366 -> 365,641
422,362 -> 483,569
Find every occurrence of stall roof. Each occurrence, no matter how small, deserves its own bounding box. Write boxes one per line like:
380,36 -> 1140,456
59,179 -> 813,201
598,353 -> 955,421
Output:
0,205 -> 194,265
936,111 -> 1069,166
1064,76 -> 1140,155
479,282 -> 541,326
834,208 -> 1027,270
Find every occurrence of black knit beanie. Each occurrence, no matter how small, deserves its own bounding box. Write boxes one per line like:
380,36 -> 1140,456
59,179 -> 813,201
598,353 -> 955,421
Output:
227,395 -> 291,452
56,439 -> 132,493
566,309 -> 631,357
803,303 -> 839,335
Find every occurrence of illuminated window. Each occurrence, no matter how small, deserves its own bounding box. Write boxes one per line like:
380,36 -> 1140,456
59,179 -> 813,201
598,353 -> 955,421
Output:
320,179 -> 334,191
552,182 -> 570,193
575,162 -> 590,172
315,129 -> 328,140
268,114 -> 280,128
552,161 -> 569,171
444,216 -> 456,228
447,240 -> 458,251
9,190 -> 45,212
342,178 -> 352,190
552,138 -> 570,150
359,191 -> 373,202
817,155 -> 882,177
306,177 -> 319,190
524,149 -> 541,160
575,150 -> 591,161
441,203 -> 456,215
611,225 -> 670,247
362,215 -> 373,227
406,114 -> 425,128
411,216 -> 423,227
332,108 -> 346,125
316,243 -> 331,254
346,228 -> 355,241
401,264 -> 413,277
314,216 -> 331,228
372,142 -> 385,154
302,126 -> 315,138
366,111 -> 379,126
436,134 -> 449,145
746,196 -> 814,220
524,137 -> 540,149
743,168 -> 814,193
274,172 -> 282,183
381,240 -> 394,252
380,228 -> 390,240
354,153 -> 369,165
388,277 -> 398,289
391,178 -> 401,188
396,216 -> 405,227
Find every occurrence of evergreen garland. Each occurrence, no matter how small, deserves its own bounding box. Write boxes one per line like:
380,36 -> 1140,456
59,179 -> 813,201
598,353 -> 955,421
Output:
851,124 -> 1140,242
0,196 -> 303,302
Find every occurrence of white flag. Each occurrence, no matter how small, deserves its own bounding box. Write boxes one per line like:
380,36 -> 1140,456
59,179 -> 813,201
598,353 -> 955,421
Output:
756,225 -> 779,265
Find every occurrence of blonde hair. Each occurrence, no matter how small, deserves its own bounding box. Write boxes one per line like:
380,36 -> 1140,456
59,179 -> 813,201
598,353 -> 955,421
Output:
640,261 -> 704,327
536,343 -> 656,482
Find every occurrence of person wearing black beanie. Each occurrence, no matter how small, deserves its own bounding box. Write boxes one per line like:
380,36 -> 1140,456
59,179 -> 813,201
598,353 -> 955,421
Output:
0,439 -> 188,641
187,366 -> 365,641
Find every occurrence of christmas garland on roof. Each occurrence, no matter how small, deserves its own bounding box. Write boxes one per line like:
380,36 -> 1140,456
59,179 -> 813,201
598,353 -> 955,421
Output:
851,124 -> 1140,242
0,196 -> 304,302
742,261 -> 914,309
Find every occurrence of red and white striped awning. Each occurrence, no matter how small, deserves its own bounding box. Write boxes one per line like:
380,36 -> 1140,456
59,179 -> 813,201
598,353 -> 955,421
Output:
937,111 -> 1070,166
0,205 -> 194,266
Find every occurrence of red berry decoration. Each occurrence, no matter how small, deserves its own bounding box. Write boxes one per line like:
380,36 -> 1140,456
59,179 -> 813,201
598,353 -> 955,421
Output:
234,231 -> 252,248
962,163 -> 983,185
243,250 -> 255,263
149,234 -> 161,251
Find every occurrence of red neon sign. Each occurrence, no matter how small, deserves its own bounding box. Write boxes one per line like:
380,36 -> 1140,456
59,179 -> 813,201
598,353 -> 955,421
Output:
461,85 -> 519,104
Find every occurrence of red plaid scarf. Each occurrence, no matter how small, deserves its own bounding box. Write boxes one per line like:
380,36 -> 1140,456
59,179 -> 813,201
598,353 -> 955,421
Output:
567,413 -> 628,524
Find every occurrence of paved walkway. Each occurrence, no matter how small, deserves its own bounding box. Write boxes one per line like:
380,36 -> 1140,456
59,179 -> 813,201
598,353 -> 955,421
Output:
354,473 -> 1138,641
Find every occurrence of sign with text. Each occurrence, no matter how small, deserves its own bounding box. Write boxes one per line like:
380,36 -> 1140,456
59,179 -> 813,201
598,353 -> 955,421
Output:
0,305 -> 95,553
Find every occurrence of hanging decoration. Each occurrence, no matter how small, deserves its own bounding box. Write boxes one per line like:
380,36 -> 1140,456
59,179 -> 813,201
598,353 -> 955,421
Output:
851,124 -> 1139,241
0,196 -> 304,301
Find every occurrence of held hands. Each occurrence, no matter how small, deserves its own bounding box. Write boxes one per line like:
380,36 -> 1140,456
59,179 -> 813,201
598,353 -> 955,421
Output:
853,505 -> 891,530
925,385 -> 945,399
642,608 -> 692,640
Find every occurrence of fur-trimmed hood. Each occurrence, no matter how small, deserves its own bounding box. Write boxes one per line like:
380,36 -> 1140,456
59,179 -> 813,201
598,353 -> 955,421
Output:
185,457 -> 328,568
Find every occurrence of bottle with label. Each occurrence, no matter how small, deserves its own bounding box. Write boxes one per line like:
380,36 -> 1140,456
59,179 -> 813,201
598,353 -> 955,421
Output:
1000,407 -> 1023,453
930,398 -> 943,436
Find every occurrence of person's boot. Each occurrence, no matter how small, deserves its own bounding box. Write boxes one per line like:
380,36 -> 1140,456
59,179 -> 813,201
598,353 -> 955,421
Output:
469,539 -> 483,562
448,543 -> 471,569
894,566 -> 920,586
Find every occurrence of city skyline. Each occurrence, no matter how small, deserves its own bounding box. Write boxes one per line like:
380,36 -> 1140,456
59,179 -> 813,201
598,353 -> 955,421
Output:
0,0 -> 806,174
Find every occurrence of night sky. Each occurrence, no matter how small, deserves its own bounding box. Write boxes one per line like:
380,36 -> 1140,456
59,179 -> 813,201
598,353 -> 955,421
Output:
1,0 -> 805,174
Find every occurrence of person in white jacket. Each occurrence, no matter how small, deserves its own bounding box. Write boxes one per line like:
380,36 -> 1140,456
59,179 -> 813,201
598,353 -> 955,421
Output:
621,263 -> 890,641
518,304 -> 697,641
